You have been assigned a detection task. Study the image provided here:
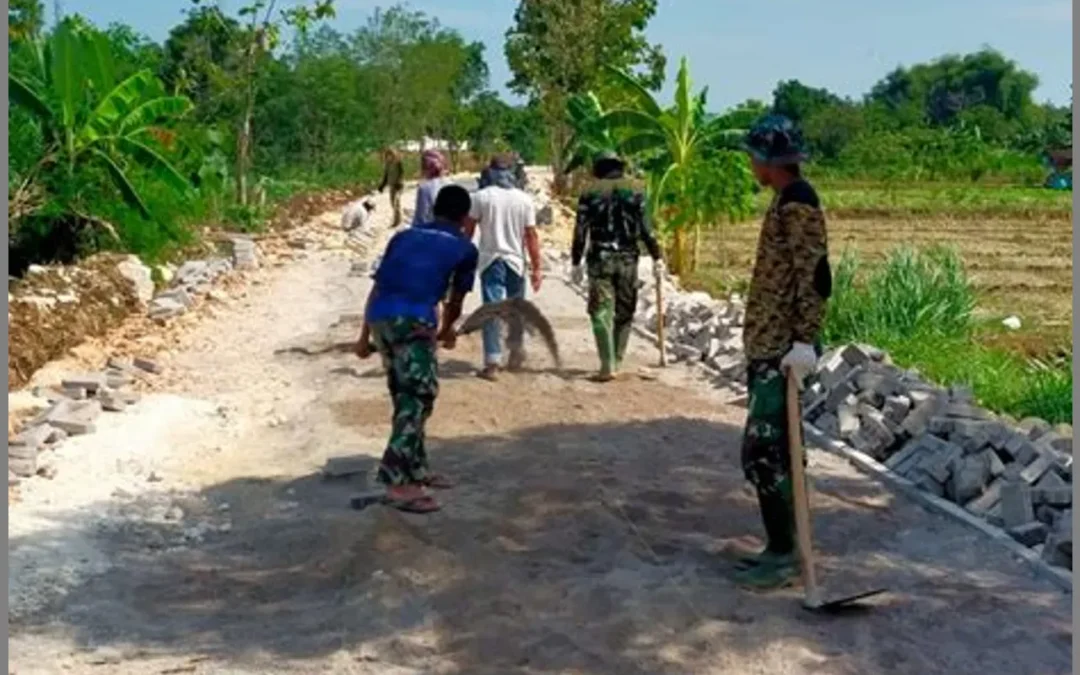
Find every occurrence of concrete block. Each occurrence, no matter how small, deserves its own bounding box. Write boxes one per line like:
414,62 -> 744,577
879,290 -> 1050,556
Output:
852,406 -> 896,460
1035,431 -> 1073,455
1007,522 -> 1048,547
61,373 -> 106,393
98,389 -> 127,413
946,453 -> 991,504
1020,452 -> 1055,485
133,357 -> 162,374
839,344 -> 873,367
11,424 -> 53,451
1000,480 -> 1035,529
148,297 -> 186,320
40,399 -> 101,435
945,402 -> 992,420
814,413 -> 840,438
838,401 -> 860,439
9,455 -> 37,477
882,395 -> 912,425
900,394 -> 947,437
1002,433 -> 1038,465
984,449 -> 1006,478
885,438 -> 924,472
965,478 -> 1004,516
1019,417 -> 1052,441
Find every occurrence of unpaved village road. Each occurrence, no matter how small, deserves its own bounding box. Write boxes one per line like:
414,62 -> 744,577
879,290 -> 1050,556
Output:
8,175 -> 1072,674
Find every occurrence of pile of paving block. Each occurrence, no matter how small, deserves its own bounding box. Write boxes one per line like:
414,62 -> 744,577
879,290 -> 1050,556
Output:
8,357 -> 161,480
803,344 -> 1073,571
147,238 -> 257,321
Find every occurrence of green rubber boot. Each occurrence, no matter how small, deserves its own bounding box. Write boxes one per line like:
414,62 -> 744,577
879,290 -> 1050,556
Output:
733,548 -> 797,571
732,557 -> 800,590
589,307 -> 616,379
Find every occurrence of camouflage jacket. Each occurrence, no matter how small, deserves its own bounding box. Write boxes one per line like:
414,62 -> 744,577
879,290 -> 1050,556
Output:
743,179 -> 831,362
571,178 -> 662,266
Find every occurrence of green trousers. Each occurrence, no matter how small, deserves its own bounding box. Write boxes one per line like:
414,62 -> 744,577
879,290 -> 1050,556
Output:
586,253 -> 639,374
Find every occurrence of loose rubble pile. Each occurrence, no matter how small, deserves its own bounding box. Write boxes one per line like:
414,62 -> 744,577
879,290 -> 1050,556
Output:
8,356 -> 162,482
803,345 -> 1073,571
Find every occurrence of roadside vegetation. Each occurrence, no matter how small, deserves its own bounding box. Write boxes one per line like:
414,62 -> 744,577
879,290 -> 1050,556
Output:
9,0 -> 1073,421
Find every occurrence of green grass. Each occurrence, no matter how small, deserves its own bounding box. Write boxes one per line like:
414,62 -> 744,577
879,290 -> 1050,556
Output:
823,246 -> 1072,424
749,182 -> 1073,219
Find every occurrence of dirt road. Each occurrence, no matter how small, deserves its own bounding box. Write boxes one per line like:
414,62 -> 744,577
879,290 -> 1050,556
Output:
8,176 -> 1072,674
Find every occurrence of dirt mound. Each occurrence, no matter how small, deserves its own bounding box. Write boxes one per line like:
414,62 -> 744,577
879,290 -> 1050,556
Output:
9,255 -> 141,391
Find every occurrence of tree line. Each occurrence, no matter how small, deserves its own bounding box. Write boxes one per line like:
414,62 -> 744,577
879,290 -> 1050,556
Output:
8,0 -> 1072,274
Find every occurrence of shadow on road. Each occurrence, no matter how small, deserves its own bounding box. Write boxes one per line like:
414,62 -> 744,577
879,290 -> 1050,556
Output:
8,415 -> 1072,675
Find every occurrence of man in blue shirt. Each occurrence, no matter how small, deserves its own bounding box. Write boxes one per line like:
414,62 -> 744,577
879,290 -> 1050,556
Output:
355,185 -> 479,513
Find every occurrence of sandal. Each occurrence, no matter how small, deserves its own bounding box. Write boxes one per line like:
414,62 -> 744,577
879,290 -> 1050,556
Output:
385,494 -> 441,513
422,474 -> 455,490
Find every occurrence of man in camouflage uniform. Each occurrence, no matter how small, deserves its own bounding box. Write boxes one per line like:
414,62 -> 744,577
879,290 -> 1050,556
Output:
378,148 -> 405,228
355,185 -> 479,513
570,151 -> 664,381
733,114 -> 831,589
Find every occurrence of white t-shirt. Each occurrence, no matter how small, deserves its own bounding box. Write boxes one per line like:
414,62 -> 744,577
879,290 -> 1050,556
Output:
341,200 -> 372,232
469,186 -> 536,277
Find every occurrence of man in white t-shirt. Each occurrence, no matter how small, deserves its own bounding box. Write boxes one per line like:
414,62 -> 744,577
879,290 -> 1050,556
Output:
341,198 -> 376,233
468,161 -> 542,381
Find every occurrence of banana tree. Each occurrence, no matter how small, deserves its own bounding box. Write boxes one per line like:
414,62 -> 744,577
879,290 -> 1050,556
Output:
9,19 -> 193,227
601,56 -> 748,274
562,92 -> 619,175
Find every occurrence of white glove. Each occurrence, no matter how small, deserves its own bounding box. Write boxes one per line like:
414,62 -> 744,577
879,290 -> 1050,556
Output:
570,265 -> 585,285
780,342 -> 817,389
653,258 -> 666,279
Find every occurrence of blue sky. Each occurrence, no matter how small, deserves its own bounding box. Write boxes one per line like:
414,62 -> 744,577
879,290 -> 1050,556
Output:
56,0 -> 1073,109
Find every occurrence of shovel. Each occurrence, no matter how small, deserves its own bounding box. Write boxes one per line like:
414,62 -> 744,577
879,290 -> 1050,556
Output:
786,369 -> 887,613
654,275 -> 667,367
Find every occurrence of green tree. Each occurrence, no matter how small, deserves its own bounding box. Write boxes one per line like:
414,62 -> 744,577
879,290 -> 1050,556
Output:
504,0 -> 665,190
9,0 -> 45,42
771,79 -> 842,123
9,19 -> 192,230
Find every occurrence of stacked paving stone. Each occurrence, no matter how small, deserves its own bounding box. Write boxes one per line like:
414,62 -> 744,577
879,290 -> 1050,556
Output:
147,256 -> 236,320
9,357 -> 161,480
554,246 -> 1072,572
803,344 -> 1073,571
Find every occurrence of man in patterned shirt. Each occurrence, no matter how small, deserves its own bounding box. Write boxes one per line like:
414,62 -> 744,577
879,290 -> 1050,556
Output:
732,114 -> 831,589
570,151 -> 665,381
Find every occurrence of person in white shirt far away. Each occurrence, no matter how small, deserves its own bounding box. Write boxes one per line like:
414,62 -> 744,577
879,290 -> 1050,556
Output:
468,157 -> 542,381
341,198 -> 376,233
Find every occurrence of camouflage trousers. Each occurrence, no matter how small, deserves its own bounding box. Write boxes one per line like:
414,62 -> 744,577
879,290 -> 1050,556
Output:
371,317 -> 439,486
741,359 -> 806,554
587,252 -> 639,373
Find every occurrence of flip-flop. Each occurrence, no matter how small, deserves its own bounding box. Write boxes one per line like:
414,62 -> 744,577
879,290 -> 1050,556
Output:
385,495 -> 441,513
422,474 -> 455,490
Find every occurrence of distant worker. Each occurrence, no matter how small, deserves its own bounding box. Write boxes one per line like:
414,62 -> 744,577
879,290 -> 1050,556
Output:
469,157 -> 542,380
731,114 -> 831,590
412,150 -> 448,228
341,198 -> 376,234
570,151 -> 664,382
378,148 -> 405,228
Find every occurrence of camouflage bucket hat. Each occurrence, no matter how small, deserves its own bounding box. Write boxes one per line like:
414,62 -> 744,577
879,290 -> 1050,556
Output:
743,114 -> 808,164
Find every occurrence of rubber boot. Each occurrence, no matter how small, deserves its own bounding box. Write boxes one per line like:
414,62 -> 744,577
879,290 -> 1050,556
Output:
734,481 -> 796,570
589,309 -> 616,380
613,321 -> 632,375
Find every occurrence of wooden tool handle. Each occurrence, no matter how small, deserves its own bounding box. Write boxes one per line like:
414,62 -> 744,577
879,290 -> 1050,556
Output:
655,279 -> 667,367
786,370 -> 822,608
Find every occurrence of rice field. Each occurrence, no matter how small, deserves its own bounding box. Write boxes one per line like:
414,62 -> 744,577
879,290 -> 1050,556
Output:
684,183 -> 1073,421
690,196 -> 1073,350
